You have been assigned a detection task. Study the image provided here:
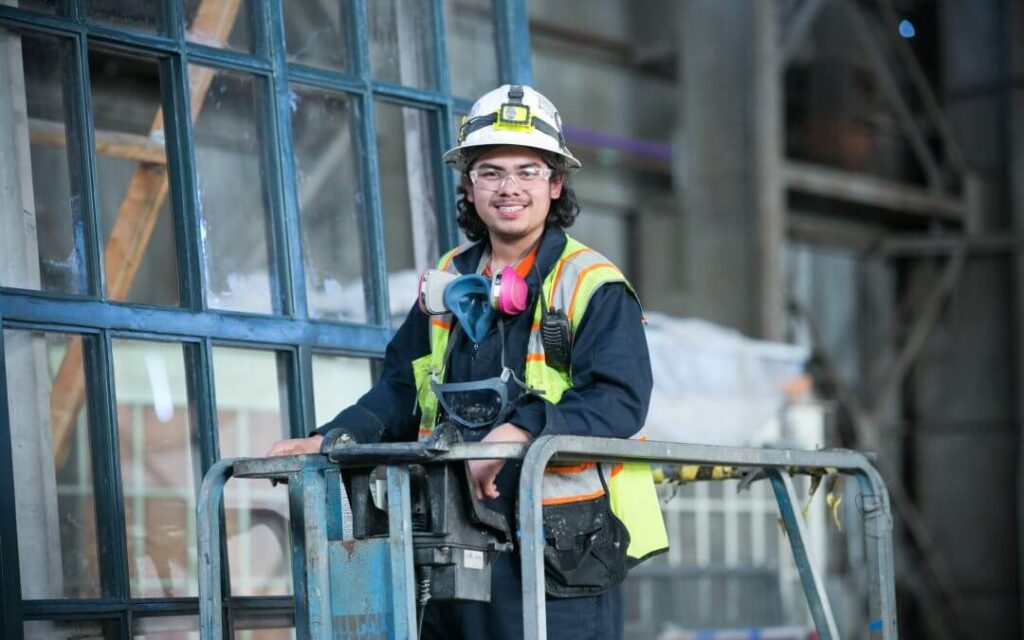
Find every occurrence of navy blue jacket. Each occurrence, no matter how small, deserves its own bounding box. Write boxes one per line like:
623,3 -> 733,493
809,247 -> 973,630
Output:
316,227 -> 653,514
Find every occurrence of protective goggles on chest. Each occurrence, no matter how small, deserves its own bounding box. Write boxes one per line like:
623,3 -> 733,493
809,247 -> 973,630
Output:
428,318 -> 535,430
417,266 -> 529,343
430,365 -> 527,430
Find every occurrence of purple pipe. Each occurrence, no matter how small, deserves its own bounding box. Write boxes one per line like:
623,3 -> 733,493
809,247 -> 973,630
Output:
562,124 -> 674,162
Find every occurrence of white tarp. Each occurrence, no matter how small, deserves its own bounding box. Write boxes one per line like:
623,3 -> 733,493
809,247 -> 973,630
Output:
644,314 -> 809,447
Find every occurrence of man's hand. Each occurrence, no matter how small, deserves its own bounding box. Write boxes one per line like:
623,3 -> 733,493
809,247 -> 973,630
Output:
467,422 -> 532,501
265,435 -> 323,457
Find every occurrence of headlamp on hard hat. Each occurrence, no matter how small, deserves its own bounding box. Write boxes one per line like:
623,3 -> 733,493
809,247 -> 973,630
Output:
495,103 -> 532,132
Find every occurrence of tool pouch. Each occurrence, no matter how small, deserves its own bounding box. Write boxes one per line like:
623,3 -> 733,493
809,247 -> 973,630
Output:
541,492 -> 630,598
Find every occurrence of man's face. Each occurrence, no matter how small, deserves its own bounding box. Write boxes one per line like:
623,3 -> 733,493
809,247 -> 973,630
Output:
465,146 -> 564,246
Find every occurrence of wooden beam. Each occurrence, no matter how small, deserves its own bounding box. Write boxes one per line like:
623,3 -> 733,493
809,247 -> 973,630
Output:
784,160 -> 966,221
840,0 -> 946,190
50,0 -> 243,468
878,234 -> 1024,256
876,0 -> 967,175
787,209 -> 888,252
867,250 -> 966,427
780,0 -> 829,63
103,165 -> 171,299
29,118 -> 168,165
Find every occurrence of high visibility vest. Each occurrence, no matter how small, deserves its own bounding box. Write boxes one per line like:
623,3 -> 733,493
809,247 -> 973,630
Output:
411,235 -> 668,564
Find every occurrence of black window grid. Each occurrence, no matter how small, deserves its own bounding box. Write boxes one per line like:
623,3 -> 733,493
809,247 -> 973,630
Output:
0,0 -> 533,636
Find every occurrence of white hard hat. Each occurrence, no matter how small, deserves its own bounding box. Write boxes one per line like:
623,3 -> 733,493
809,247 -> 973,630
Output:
443,84 -> 581,171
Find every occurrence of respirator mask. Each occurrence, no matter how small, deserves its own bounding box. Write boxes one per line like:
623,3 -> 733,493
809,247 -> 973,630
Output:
416,264 -> 534,432
417,265 -> 529,343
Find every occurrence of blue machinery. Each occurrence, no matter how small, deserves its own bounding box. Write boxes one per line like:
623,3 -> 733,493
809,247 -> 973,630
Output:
198,437 -> 899,639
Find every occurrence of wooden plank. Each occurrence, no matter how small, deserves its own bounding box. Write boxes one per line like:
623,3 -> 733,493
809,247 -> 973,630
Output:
780,0 -> 829,64
841,0 -> 945,190
51,0 -> 243,468
876,0 -> 967,175
784,160 -> 965,221
29,118 -> 168,165
103,165 -> 171,299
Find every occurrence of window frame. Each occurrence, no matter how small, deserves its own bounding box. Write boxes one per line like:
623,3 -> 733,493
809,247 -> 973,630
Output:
0,0 -> 533,637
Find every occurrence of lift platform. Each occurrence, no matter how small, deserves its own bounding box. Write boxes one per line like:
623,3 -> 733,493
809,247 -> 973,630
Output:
197,436 -> 898,639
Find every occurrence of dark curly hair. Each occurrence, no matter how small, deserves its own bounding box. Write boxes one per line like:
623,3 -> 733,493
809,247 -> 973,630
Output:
454,147 -> 580,242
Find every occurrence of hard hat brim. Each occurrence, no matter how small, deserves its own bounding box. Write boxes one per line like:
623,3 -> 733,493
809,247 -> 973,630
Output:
443,135 -> 582,171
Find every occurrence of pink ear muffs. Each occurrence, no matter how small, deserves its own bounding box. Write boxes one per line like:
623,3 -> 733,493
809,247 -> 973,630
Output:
490,266 -> 528,315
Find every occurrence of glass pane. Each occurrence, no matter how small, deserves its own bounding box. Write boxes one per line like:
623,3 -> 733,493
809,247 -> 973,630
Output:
5,0 -> 56,13
86,1 -> 163,34
212,346 -> 292,596
451,109 -> 464,142
283,0 -> 351,71
133,614 -> 198,639
191,65 -> 275,314
311,353 -> 374,426
0,28 -> 86,295
184,0 -> 252,53
231,610 -> 294,634
26,619 -> 119,639
368,0 -> 437,89
375,103 -> 439,326
289,85 -> 365,322
234,628 -> 296,640
233,610 -> 296,639
89,46 -> 181,307
112,339 -> 196,597
4,330 -> 101,599
444,0 -> 499,98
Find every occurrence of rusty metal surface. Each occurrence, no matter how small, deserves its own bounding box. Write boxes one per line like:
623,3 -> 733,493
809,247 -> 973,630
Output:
328,538 -> 393,639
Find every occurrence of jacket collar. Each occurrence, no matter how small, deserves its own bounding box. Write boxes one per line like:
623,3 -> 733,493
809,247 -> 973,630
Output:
451,227 -> 568,288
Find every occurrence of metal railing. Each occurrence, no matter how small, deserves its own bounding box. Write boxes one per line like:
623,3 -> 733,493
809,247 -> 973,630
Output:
198,437 -> 898,639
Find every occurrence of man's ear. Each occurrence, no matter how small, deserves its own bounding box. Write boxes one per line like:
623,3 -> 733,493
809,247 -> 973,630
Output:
463,175 -> 475,203
549,175 -> 564,200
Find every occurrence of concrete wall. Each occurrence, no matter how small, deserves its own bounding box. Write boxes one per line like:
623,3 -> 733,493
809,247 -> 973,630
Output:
673,1 -> 759,333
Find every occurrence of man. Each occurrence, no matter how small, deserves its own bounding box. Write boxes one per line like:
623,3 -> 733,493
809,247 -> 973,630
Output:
268,85 -> 665,639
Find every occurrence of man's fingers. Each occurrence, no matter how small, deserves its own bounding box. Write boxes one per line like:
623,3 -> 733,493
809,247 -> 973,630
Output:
469,459 -> 501,500
475,477 -> 498,500
484,479 -> 500,499
267,441 -> 297,456
265,436 -> 323,457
